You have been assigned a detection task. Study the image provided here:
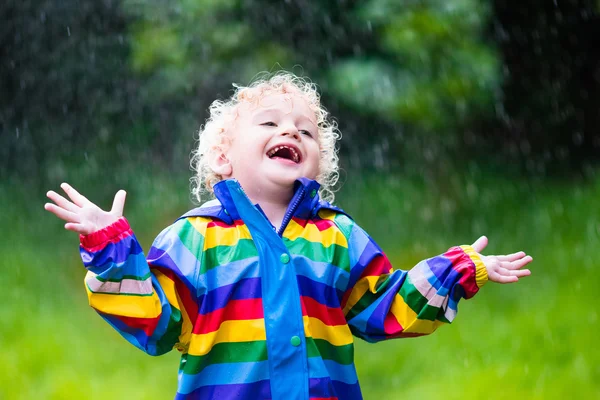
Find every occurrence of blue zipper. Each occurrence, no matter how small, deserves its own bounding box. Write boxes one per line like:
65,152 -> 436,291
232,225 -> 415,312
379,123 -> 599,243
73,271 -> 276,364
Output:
277,187 -> 306,236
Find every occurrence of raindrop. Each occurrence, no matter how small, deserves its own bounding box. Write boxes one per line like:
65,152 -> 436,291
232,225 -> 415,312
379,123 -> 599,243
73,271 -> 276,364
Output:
16,128 -> 20,139
67,26 -> 71,37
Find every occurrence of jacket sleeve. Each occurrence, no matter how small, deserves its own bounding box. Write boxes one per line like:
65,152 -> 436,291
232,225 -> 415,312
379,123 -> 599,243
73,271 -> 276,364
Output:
80,217 -> 201,355
335,215 -> 488,343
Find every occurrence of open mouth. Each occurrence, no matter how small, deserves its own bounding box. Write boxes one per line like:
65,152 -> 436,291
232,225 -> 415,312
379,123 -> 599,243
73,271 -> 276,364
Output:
266,145 -> 301,163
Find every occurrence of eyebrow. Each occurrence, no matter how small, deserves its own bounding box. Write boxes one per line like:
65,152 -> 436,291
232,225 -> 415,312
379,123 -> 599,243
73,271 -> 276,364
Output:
252,108 -> 317,128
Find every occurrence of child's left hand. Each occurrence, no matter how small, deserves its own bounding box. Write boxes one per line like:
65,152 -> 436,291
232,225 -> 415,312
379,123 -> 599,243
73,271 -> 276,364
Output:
471,236 -> 532,284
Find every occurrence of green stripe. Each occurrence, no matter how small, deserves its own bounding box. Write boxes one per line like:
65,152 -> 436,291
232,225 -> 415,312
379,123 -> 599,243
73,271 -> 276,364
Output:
94,272 -> 151,282
283,238 -> 350,272
306,337 -> 354,365
182,341 -> 268,375
398,274 -> 440,322
177,219 -> 206,260
156,307 -> 183,355
200,239 -> 258,273
332,213 -> 355,239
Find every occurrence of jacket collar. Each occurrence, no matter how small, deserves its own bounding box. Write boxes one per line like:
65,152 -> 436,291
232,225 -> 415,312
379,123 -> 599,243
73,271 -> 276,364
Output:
178,178 -> 349,223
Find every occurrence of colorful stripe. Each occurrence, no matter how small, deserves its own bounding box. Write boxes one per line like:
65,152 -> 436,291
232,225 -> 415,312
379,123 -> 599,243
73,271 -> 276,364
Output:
80,179 -> 485,399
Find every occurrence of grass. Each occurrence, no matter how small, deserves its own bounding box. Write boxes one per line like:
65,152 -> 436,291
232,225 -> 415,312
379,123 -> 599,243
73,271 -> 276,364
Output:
1,167 -> 598,399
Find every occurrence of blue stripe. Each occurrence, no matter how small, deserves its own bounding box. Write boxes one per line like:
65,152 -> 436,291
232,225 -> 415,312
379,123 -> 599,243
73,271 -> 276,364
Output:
85,252 -> 149,281
297,275 -> 342,308
176,379 -> 271,399
196,257 -> 260,291
178,361 -> 270,394
293,256 -> 350,293
148,232 -> 202,291
81,236 -> 143,272
198,277 -> 262,314
426,255 -> 462,291
308,377 -> 363,400
99,312 -> 150,352
308,357 -> 359,385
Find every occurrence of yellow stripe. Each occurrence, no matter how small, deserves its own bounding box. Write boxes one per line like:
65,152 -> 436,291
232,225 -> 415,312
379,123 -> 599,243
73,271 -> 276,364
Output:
389,293 -> 446,334
86,283 -> 162,319
203,224 -> 252,250
460,245 -> 488,288
284,218 -> 348,248
188,319 -> 266,356
303,316 -> 353,346
318,209 -> 337,222
342,275 -> 381,315
154,269 -> 192,346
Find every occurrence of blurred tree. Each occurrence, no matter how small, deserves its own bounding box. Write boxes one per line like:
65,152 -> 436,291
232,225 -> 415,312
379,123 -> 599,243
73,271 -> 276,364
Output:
2,0 -> 599,184
0,0 -> 138,182
486,0 -> 600,175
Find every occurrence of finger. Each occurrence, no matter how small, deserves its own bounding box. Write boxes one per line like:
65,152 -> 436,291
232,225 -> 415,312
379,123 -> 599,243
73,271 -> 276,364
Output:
47,190 -> 80,212
65,222 -> 91,235
497,267 -> 531,278
496,251 -> 526,262
61,182 -> 91,207
471,236 -> 488,253
502,256 -> 533,270
44,203 -> 81,223
111,190 -> 127,216
490,272 -> 519,284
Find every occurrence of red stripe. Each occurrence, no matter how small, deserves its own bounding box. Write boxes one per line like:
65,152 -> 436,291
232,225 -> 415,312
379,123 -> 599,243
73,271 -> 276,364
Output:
444,248 -> 479,298
292,217 -> 337,232
383,312 -> 403,336
113,314 -> 161,337
206,219 -> 245,229
300,296 -> 346,326
80,217 -> 133,252
150,266 -> 199,327
340,253 -> 392,309
193,298 -> 264,334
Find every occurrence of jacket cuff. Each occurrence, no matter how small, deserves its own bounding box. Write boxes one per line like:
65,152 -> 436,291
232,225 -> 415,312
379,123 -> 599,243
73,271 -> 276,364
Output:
80,217 -> 131,250
460,245 -> 488,288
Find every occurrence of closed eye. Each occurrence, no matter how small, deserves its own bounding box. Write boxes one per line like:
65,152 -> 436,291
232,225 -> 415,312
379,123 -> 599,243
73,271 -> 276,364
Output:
261,121 -> 277,127
300,130 -> 313,137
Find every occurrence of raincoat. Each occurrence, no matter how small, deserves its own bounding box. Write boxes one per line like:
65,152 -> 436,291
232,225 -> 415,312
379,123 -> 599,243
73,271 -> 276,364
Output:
80,178 -> 488,400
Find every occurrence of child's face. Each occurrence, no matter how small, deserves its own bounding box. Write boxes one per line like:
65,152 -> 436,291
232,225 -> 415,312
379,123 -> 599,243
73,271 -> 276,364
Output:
219,92 -> 321,199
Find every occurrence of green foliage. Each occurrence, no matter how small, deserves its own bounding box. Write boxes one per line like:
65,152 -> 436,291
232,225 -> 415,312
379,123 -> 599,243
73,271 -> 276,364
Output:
328,0 -> 501,136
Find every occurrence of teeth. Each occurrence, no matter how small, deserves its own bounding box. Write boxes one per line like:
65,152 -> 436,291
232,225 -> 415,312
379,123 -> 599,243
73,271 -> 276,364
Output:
267,145 -> 300,163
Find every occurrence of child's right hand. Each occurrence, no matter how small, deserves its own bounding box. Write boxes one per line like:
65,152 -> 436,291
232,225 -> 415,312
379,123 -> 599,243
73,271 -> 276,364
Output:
44,182 -> 127,236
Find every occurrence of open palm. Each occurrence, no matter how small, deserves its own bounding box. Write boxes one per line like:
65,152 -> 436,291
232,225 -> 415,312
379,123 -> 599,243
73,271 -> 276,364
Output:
471,236 -> 532,284
44,183 -> 126,235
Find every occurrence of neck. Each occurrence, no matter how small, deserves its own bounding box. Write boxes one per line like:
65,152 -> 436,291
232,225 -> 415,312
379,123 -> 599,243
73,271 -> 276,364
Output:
243,184 -> 295,231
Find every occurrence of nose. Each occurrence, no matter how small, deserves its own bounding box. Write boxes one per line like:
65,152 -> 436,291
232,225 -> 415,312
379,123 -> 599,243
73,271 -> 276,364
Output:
281,124 -> 300,141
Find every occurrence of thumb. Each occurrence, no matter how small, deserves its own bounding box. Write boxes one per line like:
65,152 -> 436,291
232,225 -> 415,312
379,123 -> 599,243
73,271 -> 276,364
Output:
111,190 -> 127,216
471,235 -> 488,253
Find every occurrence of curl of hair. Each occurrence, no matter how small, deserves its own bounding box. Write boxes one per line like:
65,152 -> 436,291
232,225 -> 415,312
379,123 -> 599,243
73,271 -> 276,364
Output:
190,71 -> 341,204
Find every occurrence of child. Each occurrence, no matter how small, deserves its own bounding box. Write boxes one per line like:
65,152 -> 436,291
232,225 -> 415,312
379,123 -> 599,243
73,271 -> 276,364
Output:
44,72 -> 532,400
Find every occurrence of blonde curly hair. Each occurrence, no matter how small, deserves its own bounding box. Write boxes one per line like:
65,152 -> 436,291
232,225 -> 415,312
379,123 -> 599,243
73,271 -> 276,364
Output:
190,71 -> 341,204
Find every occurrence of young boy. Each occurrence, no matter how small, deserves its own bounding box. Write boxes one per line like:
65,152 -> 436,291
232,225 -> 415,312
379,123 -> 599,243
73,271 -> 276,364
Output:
44,72 -> 532,400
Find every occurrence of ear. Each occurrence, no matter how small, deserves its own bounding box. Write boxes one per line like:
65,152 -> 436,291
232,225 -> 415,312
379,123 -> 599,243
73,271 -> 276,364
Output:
208,150 -> 232,177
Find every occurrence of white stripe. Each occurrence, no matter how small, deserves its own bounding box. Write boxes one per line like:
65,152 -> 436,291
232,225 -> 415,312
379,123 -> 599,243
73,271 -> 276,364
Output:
86,272 -> 153,295
408,266 -> 447,308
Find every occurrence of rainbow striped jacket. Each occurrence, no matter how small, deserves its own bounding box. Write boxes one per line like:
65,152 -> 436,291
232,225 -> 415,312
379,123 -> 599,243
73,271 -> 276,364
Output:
80,178 -> 488,400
